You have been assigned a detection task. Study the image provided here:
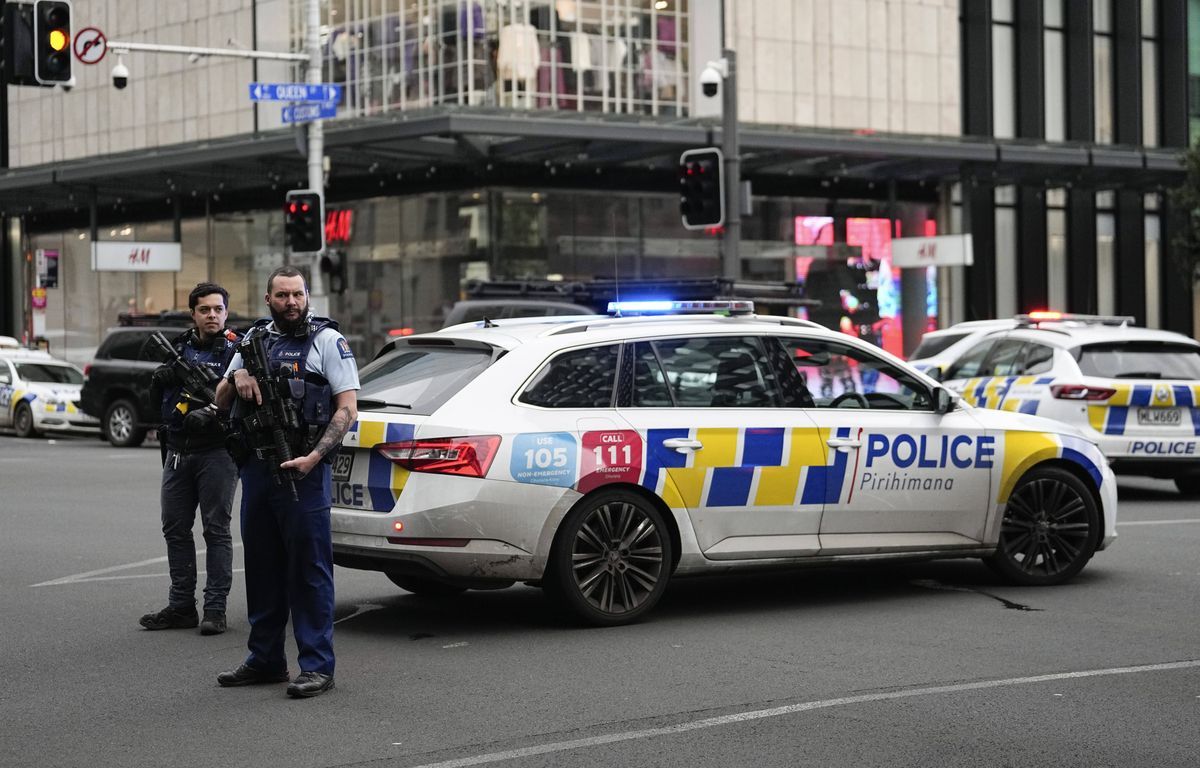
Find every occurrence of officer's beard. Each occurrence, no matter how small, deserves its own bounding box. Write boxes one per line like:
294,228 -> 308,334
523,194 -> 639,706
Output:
270,300 -> 310,335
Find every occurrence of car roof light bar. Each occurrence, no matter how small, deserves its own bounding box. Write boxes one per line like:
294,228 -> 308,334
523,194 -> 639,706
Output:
607,299 -> 755,316
1016,311 -> 1136,327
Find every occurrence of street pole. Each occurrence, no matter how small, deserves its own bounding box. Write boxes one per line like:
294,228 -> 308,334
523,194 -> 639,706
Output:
304,0 -> 326,303
721,48 -> 739,281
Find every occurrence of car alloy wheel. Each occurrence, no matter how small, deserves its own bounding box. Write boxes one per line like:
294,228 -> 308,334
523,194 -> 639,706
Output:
104,399 -> 145,448
546,490 -> 673,626
987,467 -> 1099,586
14,403 -> 37,438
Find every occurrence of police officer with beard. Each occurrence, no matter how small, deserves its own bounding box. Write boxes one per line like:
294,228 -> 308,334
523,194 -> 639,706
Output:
139,282 -> 241,635
214,266 -> 358,699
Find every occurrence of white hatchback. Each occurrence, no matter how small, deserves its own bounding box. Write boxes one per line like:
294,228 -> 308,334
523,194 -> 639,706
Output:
940,313 -> 1200,496
330,303 -> 1117,625
0,349 -> 100,438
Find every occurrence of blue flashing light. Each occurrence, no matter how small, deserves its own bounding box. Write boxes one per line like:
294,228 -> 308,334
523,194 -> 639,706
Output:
607,299 -> 755,316
607,300 -> 677,314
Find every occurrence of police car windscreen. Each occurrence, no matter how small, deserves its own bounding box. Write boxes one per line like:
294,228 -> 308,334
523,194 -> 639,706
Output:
357,346 -> 494,415
15,362 -> 83,385
1075,342 -> 1200,379
910,332 -> 970,360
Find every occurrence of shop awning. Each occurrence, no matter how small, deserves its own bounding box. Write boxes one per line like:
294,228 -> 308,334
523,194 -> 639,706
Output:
0,107 -> 1185,230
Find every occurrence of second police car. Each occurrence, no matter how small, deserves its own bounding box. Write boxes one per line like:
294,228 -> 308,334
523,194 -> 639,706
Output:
330,302 -> 1117,626
0,347 -> 100,438
938,312 -> 1200,497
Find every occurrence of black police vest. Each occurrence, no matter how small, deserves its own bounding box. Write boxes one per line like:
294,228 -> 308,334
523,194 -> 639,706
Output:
253,316 -> 336,436
161,328 -> 239,435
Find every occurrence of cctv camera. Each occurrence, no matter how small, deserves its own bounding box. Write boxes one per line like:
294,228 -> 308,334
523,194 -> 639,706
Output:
112,60 -> 129,90
700,65 -> 721,98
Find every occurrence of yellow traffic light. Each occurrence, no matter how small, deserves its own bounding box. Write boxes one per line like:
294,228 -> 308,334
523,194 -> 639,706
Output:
48,29 -> 68,52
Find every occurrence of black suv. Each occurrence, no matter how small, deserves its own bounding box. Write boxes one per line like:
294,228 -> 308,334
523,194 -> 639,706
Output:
80,325 -> 180,447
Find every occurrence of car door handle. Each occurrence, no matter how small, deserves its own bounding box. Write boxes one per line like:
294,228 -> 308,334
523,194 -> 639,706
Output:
662,437 -> 703,453
826,437 -> 862,452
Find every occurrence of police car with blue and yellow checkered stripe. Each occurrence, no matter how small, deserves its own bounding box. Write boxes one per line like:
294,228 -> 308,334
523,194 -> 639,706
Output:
330,301 -> 1118,626
0,347 -> 99,438
939,312 -> 1200,498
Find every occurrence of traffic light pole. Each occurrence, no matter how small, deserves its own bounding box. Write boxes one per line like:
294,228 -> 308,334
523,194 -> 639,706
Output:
720,48 -> 739,280
303,0 -> 327,304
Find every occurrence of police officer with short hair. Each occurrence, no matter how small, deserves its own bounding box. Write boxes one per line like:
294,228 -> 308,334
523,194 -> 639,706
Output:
139,282 -> 241,636
215,266 -> 358,699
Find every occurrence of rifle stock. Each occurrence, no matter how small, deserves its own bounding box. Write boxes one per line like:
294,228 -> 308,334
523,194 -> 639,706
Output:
237,331 -> 301,501
150,331 -> 220,405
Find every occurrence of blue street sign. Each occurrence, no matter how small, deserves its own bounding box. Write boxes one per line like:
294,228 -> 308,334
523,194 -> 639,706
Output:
281,102 -> 338,124
249,82 -> 342,103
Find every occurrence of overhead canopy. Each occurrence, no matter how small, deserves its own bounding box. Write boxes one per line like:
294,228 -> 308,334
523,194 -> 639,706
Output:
0,107 -> 1185,229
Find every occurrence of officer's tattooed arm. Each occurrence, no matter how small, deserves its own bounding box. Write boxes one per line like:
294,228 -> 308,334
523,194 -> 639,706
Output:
314,390 -> 358,458
280,390 -> 358,476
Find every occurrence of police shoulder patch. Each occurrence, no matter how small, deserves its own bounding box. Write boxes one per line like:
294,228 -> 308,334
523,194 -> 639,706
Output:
337,337 -> 354,359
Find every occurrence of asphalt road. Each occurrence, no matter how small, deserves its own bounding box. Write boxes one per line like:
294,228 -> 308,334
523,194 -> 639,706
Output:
1,435 -> 1197,768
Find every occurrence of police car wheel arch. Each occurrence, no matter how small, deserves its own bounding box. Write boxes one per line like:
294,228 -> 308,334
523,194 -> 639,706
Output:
986,465 -> 1100,586
13,401 -> 36,437
544,488 -> 675,626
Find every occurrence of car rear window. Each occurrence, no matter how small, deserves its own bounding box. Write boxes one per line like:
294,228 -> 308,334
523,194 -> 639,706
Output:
101,331 -> 154,361
357,344 -> 495,415
15,363 -> 83,385
910,332 -> 969,360
519,344 -> 620,408
1075,342 -> 1200,379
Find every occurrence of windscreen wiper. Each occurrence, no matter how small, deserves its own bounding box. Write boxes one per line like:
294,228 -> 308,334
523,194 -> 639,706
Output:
357,398 -> 413,410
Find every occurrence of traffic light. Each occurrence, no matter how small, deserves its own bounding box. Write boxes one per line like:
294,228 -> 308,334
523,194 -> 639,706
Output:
2,3 -> 39,87
284,190 -> 324,253
679,147 -> 724,230
319,250 -> 348,294
33,0 -> 72,85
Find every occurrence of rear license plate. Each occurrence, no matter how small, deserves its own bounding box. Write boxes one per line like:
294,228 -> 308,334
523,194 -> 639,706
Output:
331,450 -> 354,482
1137,407 -> 1182,426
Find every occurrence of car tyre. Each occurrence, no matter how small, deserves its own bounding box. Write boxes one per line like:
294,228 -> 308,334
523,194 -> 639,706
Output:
104,398 -> 145,448
544,489 -> 673,627
13,402 -> 38,438
1174,476 -> 1200,497
385,573 -> 468,596
986,466 -> 1100,586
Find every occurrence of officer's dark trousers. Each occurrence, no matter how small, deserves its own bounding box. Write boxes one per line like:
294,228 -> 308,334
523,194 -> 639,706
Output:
239,458 -> 335,676
161,446 -> 238,613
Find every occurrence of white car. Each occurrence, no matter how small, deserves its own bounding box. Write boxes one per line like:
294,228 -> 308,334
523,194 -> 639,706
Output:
941,313 -> 1200,496
907,318 -> 1019,377
0,348 -> 100,438
331,302 -> 1117,626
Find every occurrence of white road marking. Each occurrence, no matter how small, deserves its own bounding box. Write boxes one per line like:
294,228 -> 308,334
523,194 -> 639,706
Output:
1117,518 -> 1200,526
334,603 -> 384,625
405,659 -> 1200,768
31,544 -> 243,587
442,642 -> 470,649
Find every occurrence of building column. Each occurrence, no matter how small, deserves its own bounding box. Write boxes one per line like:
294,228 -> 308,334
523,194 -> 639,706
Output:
1014,0 -> 1045,139
1161,198 -> 1196,335
1159,0 -> 1188,149
1115,190 -> 1147,324
960,0 -> 992,137
1064,1 -> 1094,142
1113,0 -> 1142,146
1066,190 -> 1098,314
964,178 -> 997,320
1017,186 -> 1048,312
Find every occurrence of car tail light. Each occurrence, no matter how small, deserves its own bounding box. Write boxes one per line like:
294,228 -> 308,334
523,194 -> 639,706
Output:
376,435 -> 501,478
1050,384 -> 1116,401
83,364 -> 91,377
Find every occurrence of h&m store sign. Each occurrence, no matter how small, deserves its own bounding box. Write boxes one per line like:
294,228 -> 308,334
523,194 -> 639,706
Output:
325,209 -> 353,245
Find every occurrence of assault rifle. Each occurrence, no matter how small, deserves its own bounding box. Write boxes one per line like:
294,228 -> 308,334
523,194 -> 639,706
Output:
235,330 -> 301,500
149,332 -> 220,405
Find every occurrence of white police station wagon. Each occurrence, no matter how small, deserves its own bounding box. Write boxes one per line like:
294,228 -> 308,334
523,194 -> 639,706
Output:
330,302 -> 1118,626
0,348 -> 99,438
940,312 -> 1200,497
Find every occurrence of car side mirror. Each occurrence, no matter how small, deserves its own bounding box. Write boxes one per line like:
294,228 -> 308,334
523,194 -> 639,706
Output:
933,387 -> 953,414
